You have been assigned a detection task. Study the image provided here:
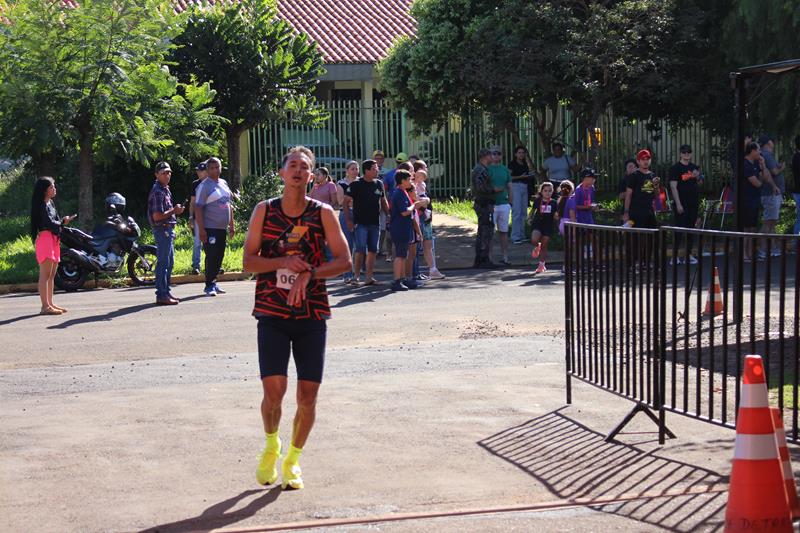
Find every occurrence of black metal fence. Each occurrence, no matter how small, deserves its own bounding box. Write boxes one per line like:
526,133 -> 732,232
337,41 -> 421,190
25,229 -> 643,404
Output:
564,222 -> 799,444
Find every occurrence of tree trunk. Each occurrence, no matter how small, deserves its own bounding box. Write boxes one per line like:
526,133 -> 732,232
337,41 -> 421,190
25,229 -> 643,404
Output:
77,118 -> 94,229
224,125 -> 244,192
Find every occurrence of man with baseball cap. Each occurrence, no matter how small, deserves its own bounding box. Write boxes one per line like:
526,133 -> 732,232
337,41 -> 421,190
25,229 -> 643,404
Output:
189,161 -> 208,274
757,134 -> 785,258
668,145 -> 702,264
148,161 -> 184,305
623,149 -> 660,229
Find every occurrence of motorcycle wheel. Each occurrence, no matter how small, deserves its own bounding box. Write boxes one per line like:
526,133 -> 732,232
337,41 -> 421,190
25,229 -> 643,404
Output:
55,256 -> 87,291
127,247 -> 157,286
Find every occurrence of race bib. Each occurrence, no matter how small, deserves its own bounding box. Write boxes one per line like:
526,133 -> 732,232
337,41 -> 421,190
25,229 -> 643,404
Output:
276,268 -> 298,290
541,204 -> 552,214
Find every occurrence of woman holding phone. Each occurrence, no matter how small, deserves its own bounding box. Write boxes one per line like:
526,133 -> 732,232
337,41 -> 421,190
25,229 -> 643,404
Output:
30,176 -> 75,315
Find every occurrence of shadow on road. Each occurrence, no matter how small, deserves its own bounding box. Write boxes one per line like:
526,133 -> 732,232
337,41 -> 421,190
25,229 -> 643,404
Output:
140,486 -> 281,533
46,294 -> 208,329
0,312 -> 43,327
478,409 -> 726,532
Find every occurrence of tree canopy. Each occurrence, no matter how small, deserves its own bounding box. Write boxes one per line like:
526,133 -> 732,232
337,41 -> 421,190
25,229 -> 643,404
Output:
170,0 -> 327,189
0,0 -> 221,224
379,0 -> 800,163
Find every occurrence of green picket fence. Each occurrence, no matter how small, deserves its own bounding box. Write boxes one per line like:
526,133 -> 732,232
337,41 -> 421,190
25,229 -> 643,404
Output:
248,100 -> 733,198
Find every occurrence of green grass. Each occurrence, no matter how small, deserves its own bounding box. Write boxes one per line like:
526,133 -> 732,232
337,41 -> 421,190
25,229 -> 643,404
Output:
0,216 -> 246,285
437,198 -> 478,224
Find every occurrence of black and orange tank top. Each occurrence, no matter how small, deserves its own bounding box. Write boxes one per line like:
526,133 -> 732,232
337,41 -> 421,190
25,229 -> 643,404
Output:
252,198 -> 330,320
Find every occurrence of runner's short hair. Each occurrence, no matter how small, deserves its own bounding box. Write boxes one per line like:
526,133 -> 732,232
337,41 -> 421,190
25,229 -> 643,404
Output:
281,145 -> 316,169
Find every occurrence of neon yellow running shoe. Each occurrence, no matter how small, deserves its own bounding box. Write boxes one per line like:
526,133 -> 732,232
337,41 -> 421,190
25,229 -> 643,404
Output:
281,461 -> 304,490
255,438 -> 281,486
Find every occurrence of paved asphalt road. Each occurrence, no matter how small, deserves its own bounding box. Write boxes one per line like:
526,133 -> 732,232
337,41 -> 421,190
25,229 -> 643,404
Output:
0,270 -> 738,532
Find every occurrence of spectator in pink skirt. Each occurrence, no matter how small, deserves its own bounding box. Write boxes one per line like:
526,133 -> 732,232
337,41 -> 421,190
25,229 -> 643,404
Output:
30,176 -> 75,315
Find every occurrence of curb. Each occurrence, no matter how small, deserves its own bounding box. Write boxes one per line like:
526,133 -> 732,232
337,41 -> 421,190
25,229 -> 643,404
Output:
0,272 -> 254,295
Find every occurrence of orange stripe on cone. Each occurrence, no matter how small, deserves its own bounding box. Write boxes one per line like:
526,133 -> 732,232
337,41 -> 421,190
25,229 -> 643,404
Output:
771,407 -> 800,519
724,355 -> 792,532
704,266 -> 724,316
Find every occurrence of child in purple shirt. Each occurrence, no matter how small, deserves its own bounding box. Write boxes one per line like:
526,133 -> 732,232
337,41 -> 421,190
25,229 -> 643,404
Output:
572,168 -> 598,224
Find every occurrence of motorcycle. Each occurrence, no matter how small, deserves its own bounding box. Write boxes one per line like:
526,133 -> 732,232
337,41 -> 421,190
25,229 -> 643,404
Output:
55,193 -> 158,291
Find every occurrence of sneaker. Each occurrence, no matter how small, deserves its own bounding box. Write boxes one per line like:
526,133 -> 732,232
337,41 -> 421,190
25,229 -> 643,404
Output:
415,273 -> 429,281
390,280 -> 409,291
688,255 -> 699,265
255,438 -> 282,486
428,269 -> 446,280
513,239 -> 525,245
385,256 -> 393,262
532,243 -> 542,259
281,462 -> 304,490
757,251 -> 767,262
535,262 -> 547,274
351,278 -> 362,287
364,278 -> 381,286
191,268 -> 201,275
500,258 -> 512,266
771,250 -> 782,257
213,283 -> 226,294
204,286 -> 217,296
404,278 -> 420,289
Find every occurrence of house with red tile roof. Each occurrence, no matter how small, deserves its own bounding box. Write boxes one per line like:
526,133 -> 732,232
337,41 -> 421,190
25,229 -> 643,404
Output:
173,0 -> 416,101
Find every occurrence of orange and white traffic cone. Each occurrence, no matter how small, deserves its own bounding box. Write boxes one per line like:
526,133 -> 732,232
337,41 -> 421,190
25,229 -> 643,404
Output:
771,407 -> 800,519
724,355 -> 792,532
704,266 -> 724,317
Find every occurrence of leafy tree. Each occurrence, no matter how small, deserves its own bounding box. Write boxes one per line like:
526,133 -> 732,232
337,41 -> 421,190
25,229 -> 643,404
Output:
0,0 -> 204,224
379,0 -> 705,165
170,0 -> 327,190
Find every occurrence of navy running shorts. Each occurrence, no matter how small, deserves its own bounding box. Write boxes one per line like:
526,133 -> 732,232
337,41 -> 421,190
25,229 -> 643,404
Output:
257,317 -> 327,382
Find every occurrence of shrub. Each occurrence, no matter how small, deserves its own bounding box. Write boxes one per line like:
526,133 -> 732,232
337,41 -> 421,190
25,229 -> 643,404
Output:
233,170 -> 283,226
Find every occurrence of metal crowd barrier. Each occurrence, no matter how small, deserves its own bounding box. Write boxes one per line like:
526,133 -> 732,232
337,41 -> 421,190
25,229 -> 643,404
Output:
564,222 -> 799,444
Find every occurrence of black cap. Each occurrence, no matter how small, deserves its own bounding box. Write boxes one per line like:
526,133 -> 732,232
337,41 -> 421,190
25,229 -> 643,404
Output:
758,134 -> 773,146
155,161 -> 171,172
579,167 -> 597,179
195,161 -> 208,171
679,144 -> 692,153
552,141 -> 565,149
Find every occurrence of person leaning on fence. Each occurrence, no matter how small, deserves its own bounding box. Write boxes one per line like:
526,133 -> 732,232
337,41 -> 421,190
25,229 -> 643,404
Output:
624,149 -> 660,229
757,134 -> 786,259
472,148 -> 496,268
741,142 -> 770,261
668,144 -> 702,265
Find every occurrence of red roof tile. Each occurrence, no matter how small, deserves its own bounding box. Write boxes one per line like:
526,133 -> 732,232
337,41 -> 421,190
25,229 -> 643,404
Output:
175,0 -> 416,64
41,1 -> 416,65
